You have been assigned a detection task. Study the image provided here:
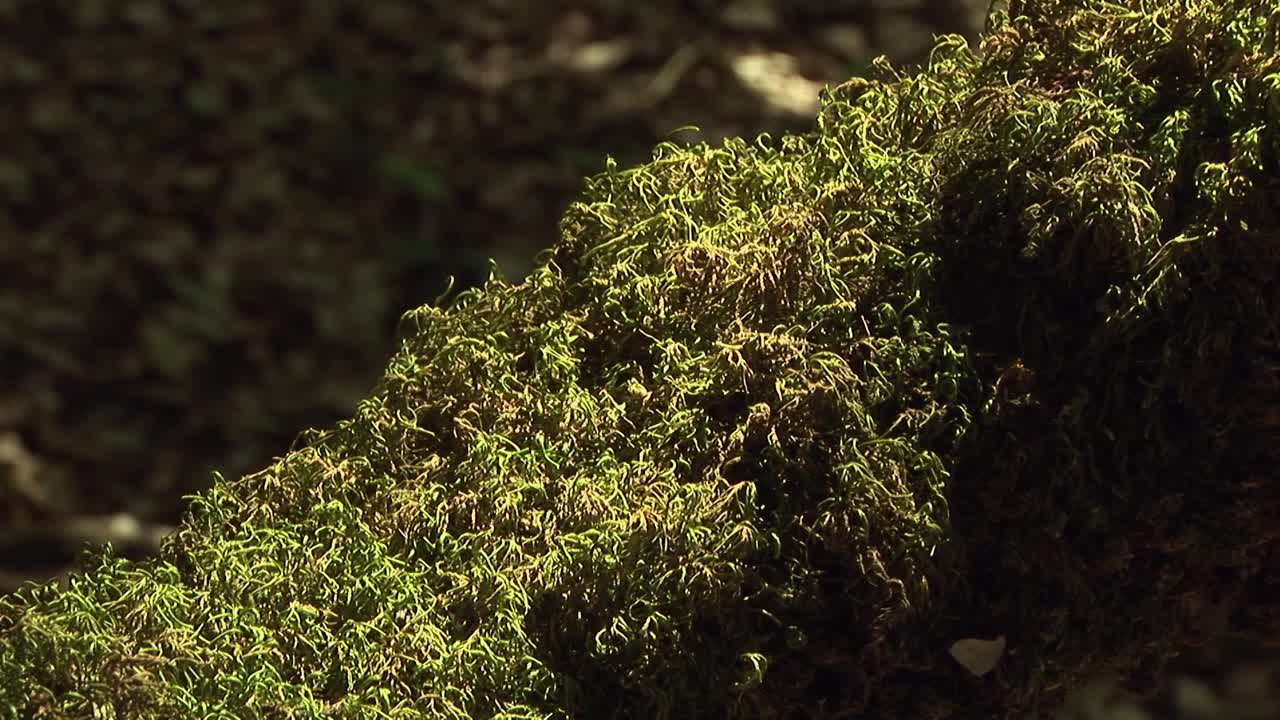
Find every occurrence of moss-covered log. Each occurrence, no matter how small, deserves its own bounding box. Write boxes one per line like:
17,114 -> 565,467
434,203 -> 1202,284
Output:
2,0 -> 1277,717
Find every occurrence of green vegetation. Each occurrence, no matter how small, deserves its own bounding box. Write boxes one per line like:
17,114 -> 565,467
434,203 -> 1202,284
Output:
2,0 -> 1277,717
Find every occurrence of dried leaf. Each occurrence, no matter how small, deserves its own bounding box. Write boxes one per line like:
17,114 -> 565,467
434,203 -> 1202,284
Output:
949,634 -> 1007,677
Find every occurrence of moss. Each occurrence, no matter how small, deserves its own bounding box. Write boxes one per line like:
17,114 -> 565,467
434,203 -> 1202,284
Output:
2,0 -> 1278,717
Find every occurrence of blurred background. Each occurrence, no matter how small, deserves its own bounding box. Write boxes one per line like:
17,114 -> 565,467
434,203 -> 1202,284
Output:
0,0 -> 994,594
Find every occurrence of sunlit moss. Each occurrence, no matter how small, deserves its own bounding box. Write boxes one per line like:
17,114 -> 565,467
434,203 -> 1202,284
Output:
2,1 -> 1277,717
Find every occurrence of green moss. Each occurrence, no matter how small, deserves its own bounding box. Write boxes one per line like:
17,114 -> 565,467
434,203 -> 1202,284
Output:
3,0 -> 1278,717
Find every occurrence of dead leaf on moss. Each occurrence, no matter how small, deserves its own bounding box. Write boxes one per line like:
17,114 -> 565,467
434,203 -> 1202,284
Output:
949,634 -> 1007,676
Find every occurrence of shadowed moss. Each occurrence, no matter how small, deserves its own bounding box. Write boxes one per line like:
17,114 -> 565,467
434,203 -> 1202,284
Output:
2,0 -> 1277,718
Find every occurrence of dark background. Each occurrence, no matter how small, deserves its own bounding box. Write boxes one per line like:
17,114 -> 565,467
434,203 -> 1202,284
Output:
0,0 -> 993,592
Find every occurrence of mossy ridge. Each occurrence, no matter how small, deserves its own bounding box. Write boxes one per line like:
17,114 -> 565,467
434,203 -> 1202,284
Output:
2,0 -> 1278,718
